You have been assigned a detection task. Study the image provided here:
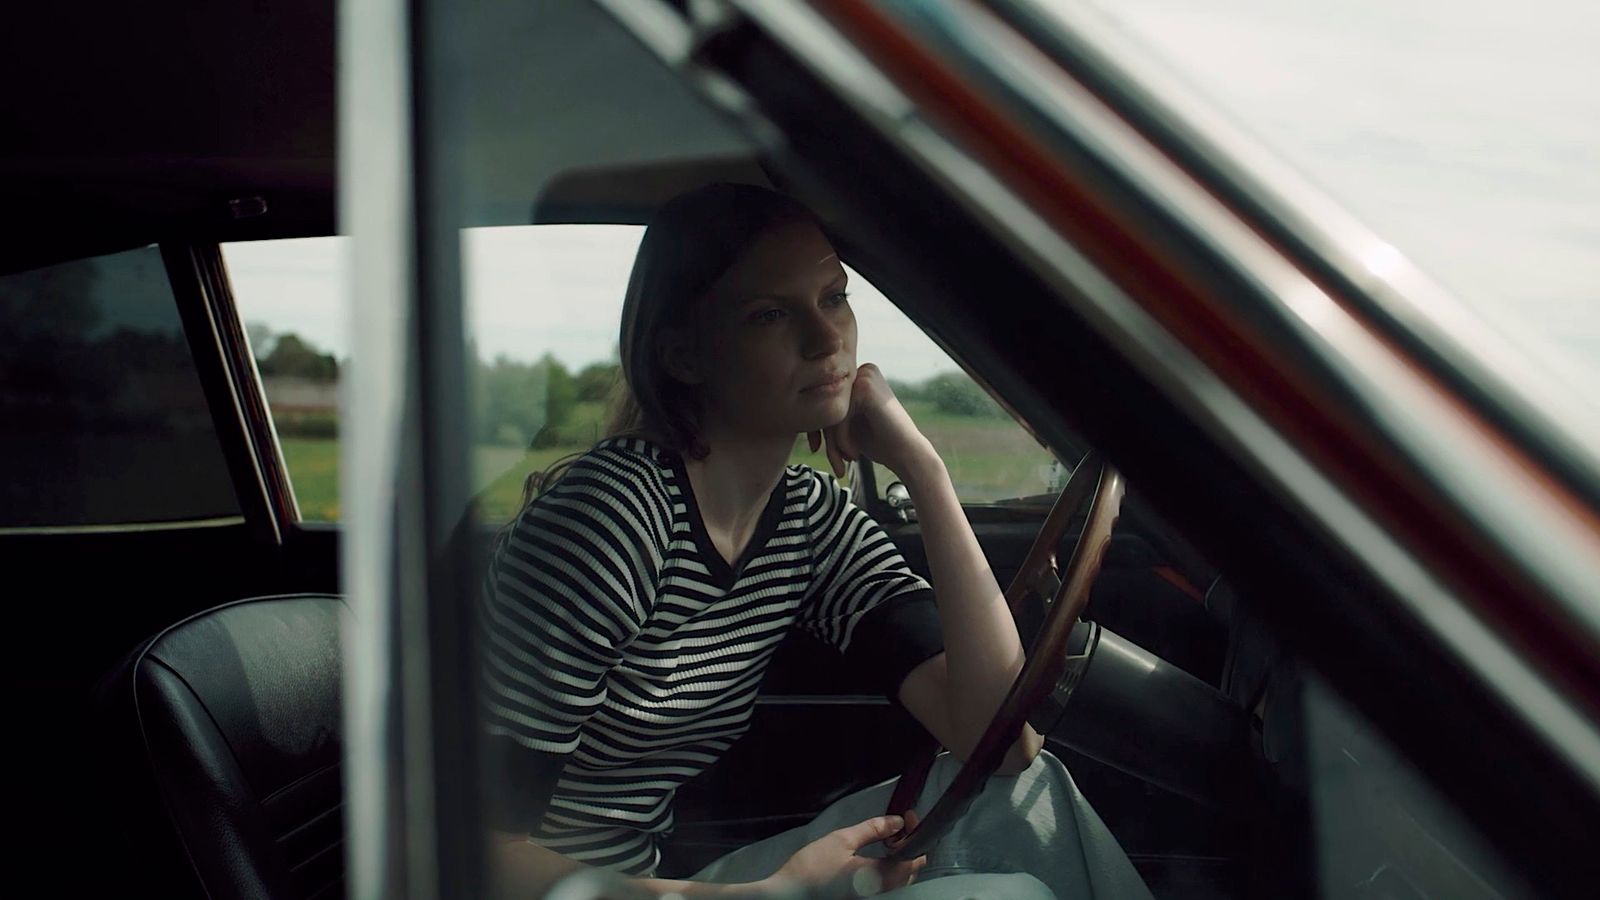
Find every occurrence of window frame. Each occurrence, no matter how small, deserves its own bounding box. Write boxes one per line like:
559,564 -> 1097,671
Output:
166,241 -> 298,544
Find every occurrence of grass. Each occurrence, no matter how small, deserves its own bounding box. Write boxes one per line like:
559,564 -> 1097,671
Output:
278,402 -> 1058,523
897,402 -> 1060,501
279,438 -> 601,522
278,438 -> 341,521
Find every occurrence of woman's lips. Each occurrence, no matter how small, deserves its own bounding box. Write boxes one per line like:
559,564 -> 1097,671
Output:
801,372 -> 849,393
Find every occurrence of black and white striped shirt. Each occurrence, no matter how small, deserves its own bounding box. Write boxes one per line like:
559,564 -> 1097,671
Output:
480,436 -> 944,875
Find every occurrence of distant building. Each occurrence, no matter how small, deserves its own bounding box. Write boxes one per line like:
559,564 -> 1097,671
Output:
261,376 -> 338,415
261,376 -> 339,438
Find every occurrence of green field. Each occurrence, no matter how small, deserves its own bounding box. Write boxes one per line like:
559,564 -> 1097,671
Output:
278,401 -> 1056,523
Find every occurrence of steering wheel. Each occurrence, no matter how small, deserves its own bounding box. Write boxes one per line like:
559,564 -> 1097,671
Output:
882,452 -> 1124,860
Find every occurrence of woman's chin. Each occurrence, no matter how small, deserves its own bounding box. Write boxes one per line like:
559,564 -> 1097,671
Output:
762,394 -> 850,437
798,407 -> 851,433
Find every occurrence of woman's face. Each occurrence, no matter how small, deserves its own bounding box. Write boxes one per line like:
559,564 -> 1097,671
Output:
685,219 -> 857,440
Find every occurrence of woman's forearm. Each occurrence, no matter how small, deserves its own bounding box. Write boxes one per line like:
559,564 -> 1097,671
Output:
897,442 -> 1043,771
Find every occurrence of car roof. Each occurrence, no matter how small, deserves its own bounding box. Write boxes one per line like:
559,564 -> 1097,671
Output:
0,0 -> 776,270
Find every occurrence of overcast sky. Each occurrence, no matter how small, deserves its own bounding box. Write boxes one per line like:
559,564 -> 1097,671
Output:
223,226 -> 958,381
224,0 -> 1597,395
1071,0 -> 1599,392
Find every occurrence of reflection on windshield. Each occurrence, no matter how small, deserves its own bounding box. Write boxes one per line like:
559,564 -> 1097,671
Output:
1053,0 -> 1599,405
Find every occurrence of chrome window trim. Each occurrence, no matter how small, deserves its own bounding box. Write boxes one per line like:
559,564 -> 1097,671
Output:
165,243 -> 284,544
185,241 -> 305,534
160,241 -> 285,543
214,245 -> 306,525
0,516 -> 247,536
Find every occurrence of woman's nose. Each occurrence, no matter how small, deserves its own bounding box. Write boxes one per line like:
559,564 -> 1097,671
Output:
802,311 -> 844,359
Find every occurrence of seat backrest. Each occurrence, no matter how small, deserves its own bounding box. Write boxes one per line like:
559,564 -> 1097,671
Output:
97,594 -> 346,900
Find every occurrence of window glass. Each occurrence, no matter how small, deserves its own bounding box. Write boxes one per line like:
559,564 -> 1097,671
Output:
225,225 -> 1062,523
459,224 -> 1061,521
1303,675 -> 1528,898
0,246 -> 238,528
224,237 -> 348,522
1065,0 -> 1600,409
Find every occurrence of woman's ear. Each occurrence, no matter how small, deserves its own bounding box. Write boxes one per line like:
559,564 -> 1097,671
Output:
657,327 -> 704,386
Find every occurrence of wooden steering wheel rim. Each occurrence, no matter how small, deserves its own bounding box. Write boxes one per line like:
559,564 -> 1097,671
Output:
883,453 -> 1125,860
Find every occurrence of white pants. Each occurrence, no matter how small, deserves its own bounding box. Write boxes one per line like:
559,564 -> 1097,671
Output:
687,750 -> 1153,899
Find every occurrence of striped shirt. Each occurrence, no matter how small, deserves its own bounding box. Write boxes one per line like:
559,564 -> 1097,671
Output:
480,436 -> 944,875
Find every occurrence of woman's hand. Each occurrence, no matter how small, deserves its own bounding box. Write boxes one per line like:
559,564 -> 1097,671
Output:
808,364 -> 932,480
761,815 -> 927,898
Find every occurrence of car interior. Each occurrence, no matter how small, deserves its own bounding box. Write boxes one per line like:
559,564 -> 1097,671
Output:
5,3 -> 1588,899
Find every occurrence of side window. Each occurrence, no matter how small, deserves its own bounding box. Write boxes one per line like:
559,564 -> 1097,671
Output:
460,225 -> 639,524
226,228 -> 637,525
463,224 -> 1062,517
224,237 -> 348,522
0,246 -> 239,528
224,226 -> 1062,524
848,276 -> 1064,506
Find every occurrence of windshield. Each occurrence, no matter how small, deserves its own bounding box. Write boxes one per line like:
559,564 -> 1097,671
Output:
1050,0 -> 1599,417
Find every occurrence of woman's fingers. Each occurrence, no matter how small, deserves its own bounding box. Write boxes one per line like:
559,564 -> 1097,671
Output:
875,855 -> 928,891
827,417 -> 866,477
838,815 -> 905,852
774,815 -> 926,898
882,809 -> 920,852
812,426 -> 845,479
850,849 -> 927,895
824,427 -> 849,479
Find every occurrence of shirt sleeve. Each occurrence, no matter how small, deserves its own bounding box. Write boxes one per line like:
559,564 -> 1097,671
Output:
478,449 -> 669,832
797,468 -> 945,701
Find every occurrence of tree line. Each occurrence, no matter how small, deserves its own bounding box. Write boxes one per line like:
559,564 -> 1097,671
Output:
250,324 -> 1006,447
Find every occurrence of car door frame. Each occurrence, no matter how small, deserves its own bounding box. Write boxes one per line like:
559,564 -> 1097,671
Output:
334,1 -> 1600,898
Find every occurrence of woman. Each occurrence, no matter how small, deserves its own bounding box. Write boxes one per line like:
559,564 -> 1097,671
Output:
481,183 -> 1149,899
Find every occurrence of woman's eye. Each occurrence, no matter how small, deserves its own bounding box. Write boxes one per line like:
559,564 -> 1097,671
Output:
826,290 -> 850,307
753,308 -> 786,324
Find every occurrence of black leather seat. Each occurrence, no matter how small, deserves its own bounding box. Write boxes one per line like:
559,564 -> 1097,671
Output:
95,594 -> 346,900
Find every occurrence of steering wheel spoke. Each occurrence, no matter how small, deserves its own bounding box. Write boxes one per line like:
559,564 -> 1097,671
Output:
1023,620 -> 1101,736
1032,566 -> 1063,610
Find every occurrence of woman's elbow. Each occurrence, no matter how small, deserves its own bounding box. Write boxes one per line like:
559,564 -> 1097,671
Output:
994,727 -> 1045,777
